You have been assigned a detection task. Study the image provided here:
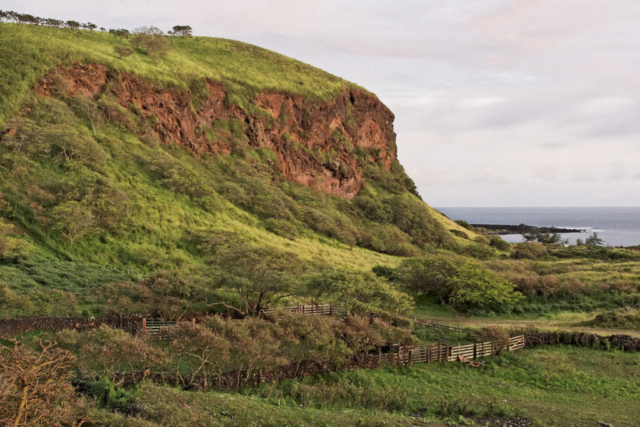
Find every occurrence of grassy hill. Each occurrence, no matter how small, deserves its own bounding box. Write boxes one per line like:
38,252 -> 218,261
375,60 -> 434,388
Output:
0,22 -> 484,318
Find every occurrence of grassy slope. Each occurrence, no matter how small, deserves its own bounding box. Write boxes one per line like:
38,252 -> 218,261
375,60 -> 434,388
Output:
2,23 -> 471,308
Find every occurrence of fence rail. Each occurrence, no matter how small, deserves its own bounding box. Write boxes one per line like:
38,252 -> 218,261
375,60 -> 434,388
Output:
413,318 -> 479,339
378,335 -> 525,365
262,303 -> 345,317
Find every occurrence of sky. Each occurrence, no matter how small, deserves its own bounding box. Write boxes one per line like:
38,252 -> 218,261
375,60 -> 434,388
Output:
5,0 -> 640,207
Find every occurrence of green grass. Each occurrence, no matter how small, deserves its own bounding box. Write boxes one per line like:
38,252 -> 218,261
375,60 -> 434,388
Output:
90,382 -> 432,426
85,345 -> 640,426
238,345 -> 640,426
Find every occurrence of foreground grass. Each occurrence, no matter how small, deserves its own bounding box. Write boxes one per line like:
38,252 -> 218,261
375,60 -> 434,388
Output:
238,345 -> 640,426
91,383 -> 435,426
89,345 -> 640,426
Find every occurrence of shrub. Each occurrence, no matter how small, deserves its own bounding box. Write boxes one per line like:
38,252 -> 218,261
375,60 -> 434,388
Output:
308,270 -> 414,315
449,229 -> 468,239
397,254 -> 522,311
447,264 -> 523,311
264,218 -> 299,240
113,45 -> 134,59
454,220 -> 475,232
489,235 -> 510,251
0,220 -> 31,260
474,235 -> 490,245
457,242 -> 496,260
512,242 -> 547,260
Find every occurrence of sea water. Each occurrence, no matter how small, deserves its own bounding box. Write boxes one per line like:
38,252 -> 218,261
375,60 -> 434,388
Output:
435,207 -> 640,247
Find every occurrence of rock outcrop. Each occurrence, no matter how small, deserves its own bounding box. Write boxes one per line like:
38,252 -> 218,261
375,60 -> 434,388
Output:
36,64 -> 397,199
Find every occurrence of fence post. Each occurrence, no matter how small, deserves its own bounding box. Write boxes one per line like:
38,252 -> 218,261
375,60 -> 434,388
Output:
142,318 -> 146,333
473,343 -> 477,360
438,342 -> 442,363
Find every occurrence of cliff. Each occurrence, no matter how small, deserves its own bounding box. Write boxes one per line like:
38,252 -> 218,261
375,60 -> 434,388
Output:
34,64 -> 396,199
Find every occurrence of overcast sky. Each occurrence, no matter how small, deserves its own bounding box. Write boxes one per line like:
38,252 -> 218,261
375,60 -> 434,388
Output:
6,1 -> 640,206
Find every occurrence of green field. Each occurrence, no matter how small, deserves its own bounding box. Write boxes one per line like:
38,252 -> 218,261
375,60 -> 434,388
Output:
84,345 -> 640,426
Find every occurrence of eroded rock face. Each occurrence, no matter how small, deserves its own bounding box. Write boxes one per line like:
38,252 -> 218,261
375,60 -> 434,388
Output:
36,64 -> 397,199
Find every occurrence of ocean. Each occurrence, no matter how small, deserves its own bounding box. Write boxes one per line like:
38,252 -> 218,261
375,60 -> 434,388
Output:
435,207 -> 640,247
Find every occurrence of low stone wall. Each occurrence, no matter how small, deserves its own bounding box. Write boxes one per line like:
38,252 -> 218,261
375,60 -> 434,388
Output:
0,314 -> 145,338
79,355 -> 382,392
521,330 -> 640,352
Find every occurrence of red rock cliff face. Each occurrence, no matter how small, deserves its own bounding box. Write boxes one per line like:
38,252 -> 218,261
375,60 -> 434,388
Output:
36,64 -> 397,199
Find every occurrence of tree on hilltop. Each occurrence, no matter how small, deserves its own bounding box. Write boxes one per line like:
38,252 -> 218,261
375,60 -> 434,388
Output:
44,18 -> 63,28
169,25 -> 192,37
65,20 -> 81,30
109,28 -> 130,39
131,26 -> 171,64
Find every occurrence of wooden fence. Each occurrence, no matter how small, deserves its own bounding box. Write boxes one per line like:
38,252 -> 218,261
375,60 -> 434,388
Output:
141,318 -> 177,338
378,335 -> 525,365
262,303 -> 344,317
413,317 -> 479,339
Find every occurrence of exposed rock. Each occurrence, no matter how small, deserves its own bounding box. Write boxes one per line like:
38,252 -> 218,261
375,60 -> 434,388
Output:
36,64 -> 397,199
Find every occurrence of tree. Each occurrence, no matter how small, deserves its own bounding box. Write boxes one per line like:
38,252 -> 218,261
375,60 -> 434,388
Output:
114,45 -> 135,59
170,322 -> 229,389
396,253 -> 463,302
0,340 -> 88,426
109,28 -> 130,39
65,20 -> 81,30
169,25 -> 192,37
208,246 -> 307,315
447,263 -> 523,310
131,26 -> 170,64
511,241 -> 547,260
44,18 -> 63,28
50,201 -> 95,245
308,270 -> 414,315
585,233 -> 604,247
16,13 -> 40,25
83,22 -> 97,31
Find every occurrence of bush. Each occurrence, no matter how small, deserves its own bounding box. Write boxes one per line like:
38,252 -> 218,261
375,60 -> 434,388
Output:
447,263 -> 523,311
512,242 -> 547,260
113,45 -> 134,59
264,218 -> 299,240
0,220 -> 31,260
489,235 -> 510,251
308,270 -> 414,315
454,220 -> 475,232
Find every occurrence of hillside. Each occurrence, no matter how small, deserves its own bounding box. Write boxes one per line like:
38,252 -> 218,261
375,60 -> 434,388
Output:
0,22 -> 484,317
